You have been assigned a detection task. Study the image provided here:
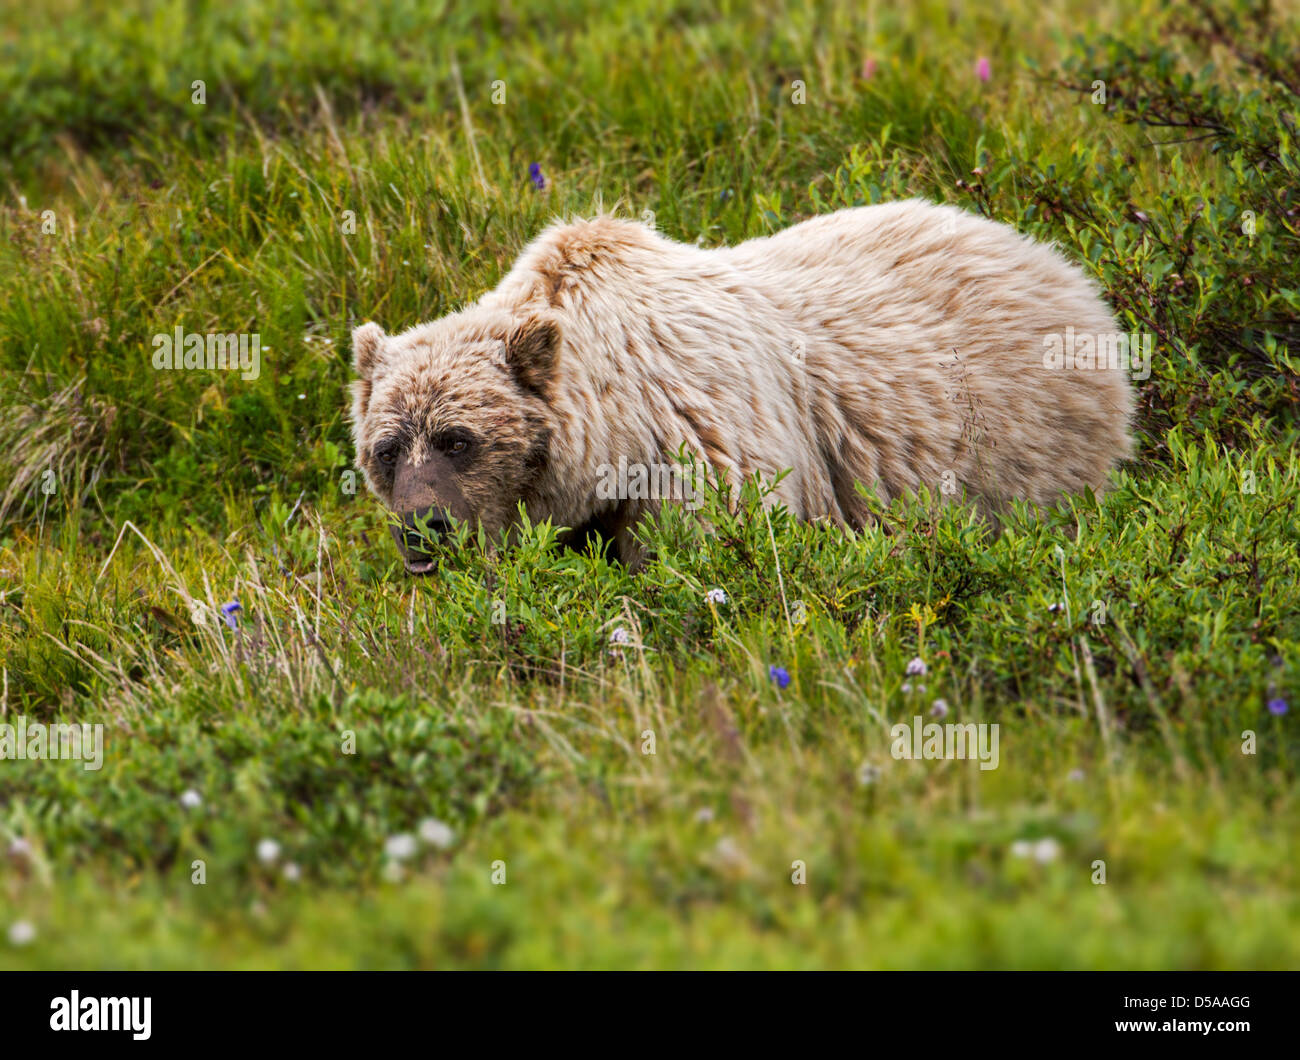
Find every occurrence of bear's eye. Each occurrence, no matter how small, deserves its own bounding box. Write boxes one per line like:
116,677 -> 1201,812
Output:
375,443 -> 401,469
438,431 -> 475,458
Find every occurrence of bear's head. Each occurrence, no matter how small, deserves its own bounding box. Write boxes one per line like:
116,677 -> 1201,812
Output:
349,309 -> 560,574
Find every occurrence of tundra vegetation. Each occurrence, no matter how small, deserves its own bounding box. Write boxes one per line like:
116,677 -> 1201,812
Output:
0,0 -> 1296,967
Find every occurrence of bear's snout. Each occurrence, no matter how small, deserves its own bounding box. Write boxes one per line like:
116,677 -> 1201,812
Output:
393,507 -> 455,575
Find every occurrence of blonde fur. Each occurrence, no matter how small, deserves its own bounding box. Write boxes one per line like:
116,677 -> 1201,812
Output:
352,201 -> 1134,561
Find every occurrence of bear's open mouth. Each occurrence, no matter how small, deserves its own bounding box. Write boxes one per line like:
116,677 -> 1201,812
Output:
404,559 -> 437,576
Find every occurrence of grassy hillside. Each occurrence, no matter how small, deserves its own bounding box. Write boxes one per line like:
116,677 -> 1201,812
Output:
0,0 -> 1297,968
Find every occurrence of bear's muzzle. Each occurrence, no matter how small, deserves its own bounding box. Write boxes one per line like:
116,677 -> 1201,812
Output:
393,507 -> 455,575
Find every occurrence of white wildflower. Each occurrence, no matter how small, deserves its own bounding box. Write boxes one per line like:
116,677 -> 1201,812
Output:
1033,838 -> 1061,864
419,818 -> 455,849
8,920 -> 36,946
384,834 -> 418,861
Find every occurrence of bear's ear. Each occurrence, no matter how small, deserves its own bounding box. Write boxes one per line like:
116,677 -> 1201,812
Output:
504,315 -> 560,396
352,322 -> 387,380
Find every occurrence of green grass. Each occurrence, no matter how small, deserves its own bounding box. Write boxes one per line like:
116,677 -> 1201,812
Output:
0,0 -> 1297,969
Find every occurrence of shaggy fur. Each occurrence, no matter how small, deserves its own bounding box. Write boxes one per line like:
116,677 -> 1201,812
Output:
351,201 -> 1134,569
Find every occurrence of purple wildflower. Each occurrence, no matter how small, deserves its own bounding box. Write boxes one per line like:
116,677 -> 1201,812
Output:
768,664 -> 791,689
528,162 -> 547,191
221,600 -> 242,630
1267,697 -> 1288,716
976,57 -> 991,82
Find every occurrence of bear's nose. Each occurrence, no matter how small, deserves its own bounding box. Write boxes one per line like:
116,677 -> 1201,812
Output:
400,508 -> 454,555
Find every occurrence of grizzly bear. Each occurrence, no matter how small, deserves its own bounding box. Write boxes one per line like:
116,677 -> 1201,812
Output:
351,201 -> 1134,573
